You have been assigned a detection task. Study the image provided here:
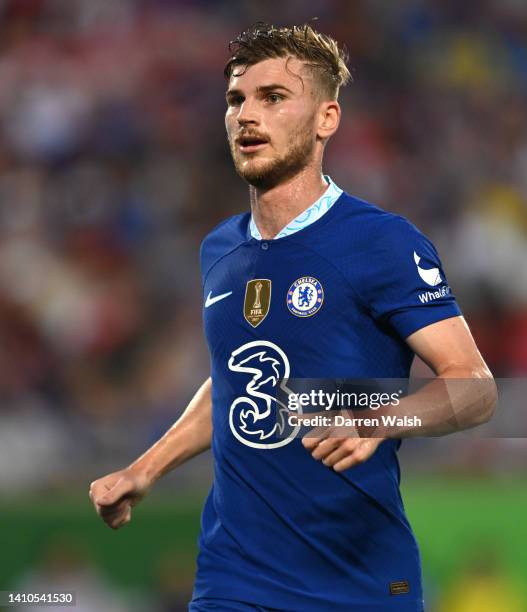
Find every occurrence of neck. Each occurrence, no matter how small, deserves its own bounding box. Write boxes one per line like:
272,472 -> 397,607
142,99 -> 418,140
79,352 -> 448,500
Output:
249,164 -> 328,240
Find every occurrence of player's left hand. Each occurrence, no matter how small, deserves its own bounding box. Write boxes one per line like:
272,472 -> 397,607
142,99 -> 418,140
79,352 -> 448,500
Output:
302,433 -> 385,472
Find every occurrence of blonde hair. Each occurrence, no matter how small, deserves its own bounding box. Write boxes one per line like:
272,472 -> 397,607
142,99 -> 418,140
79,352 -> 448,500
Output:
224,22 -> 352,100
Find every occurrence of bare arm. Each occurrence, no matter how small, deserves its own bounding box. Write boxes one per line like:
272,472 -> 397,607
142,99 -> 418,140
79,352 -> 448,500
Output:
378,315 -> 497,437
89,377 -> 212,529
304,316 -> 497,470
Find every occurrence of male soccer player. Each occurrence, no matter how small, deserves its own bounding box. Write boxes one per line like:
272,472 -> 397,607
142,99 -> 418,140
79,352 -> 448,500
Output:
89,24 -> 496,612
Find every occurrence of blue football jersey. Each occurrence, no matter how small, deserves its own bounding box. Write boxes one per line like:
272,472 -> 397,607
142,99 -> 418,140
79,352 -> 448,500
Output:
191,188 -> 461,612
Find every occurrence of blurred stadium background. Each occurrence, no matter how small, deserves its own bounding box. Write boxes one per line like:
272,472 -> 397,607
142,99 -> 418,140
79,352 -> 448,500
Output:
0,0 -> 526,610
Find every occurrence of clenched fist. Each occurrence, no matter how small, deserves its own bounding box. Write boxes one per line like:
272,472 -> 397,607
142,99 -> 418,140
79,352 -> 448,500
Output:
89,468 -> 152,530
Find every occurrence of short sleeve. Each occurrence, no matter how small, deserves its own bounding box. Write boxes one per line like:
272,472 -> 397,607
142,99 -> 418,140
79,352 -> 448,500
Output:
356,215 -> 462,339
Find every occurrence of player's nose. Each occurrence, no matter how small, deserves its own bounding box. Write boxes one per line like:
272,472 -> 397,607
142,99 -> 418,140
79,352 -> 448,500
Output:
237,98 -> 260,126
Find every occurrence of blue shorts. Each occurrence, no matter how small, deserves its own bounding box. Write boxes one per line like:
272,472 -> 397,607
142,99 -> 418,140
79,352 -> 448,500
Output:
189,598 -> 280,611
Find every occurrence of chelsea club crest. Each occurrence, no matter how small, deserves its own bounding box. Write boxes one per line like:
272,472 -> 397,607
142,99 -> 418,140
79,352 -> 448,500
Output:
287,277 -> 324,317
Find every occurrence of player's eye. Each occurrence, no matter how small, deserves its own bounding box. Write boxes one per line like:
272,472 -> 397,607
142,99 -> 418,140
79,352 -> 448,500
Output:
266,93 -> 284,104
227,95 -> 244,107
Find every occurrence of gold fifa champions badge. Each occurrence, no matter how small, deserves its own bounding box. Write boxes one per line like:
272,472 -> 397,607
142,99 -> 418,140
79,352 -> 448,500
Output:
244,279 -> 272,327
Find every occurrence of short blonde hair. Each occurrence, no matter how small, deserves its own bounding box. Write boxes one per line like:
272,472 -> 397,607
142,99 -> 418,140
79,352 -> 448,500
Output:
224,22 -> 352,100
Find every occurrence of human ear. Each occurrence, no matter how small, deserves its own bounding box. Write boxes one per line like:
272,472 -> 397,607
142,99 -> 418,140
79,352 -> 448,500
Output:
317,101 -> 340,140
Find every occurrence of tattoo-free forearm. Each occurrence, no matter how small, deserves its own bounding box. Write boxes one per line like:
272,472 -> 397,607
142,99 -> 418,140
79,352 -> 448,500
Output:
361,368 -> 497,438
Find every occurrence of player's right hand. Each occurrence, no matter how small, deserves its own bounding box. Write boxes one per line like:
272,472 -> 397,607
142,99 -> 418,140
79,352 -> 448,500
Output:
89,468 -> 152,530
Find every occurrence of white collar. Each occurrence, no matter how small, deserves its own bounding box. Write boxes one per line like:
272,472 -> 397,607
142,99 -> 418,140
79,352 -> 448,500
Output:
249,175 -> 343,240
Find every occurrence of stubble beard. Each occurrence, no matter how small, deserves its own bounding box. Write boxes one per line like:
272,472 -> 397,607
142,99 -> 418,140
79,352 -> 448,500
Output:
229,121 -> 316,190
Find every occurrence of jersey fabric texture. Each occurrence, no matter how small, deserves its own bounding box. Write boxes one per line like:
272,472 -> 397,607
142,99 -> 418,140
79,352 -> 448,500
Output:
191,189 -> 461,612
189,597 -> 281,611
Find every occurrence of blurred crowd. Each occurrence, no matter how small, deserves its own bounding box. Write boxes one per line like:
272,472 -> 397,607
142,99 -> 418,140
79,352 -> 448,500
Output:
0,0 -> 527,496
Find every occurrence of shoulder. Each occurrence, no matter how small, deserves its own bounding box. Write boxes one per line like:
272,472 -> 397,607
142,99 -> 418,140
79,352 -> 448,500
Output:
331,194 -> 460,333
325,192 -> 444,289
336,192 -> 428,242
200,212 -> 250,279
316,192 -> 435,265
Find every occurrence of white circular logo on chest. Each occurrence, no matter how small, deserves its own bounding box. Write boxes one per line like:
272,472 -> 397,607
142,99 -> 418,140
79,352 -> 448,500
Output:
286,277 -> 324,317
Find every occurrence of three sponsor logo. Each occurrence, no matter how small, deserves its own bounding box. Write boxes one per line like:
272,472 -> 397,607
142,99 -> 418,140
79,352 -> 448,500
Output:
227,339 -> 298,449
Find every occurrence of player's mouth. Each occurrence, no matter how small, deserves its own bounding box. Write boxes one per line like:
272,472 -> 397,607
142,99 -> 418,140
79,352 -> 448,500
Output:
237,135 -> 269,153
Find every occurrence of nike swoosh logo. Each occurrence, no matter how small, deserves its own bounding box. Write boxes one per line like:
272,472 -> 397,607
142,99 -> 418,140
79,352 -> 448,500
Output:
204,290 -> 233,308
